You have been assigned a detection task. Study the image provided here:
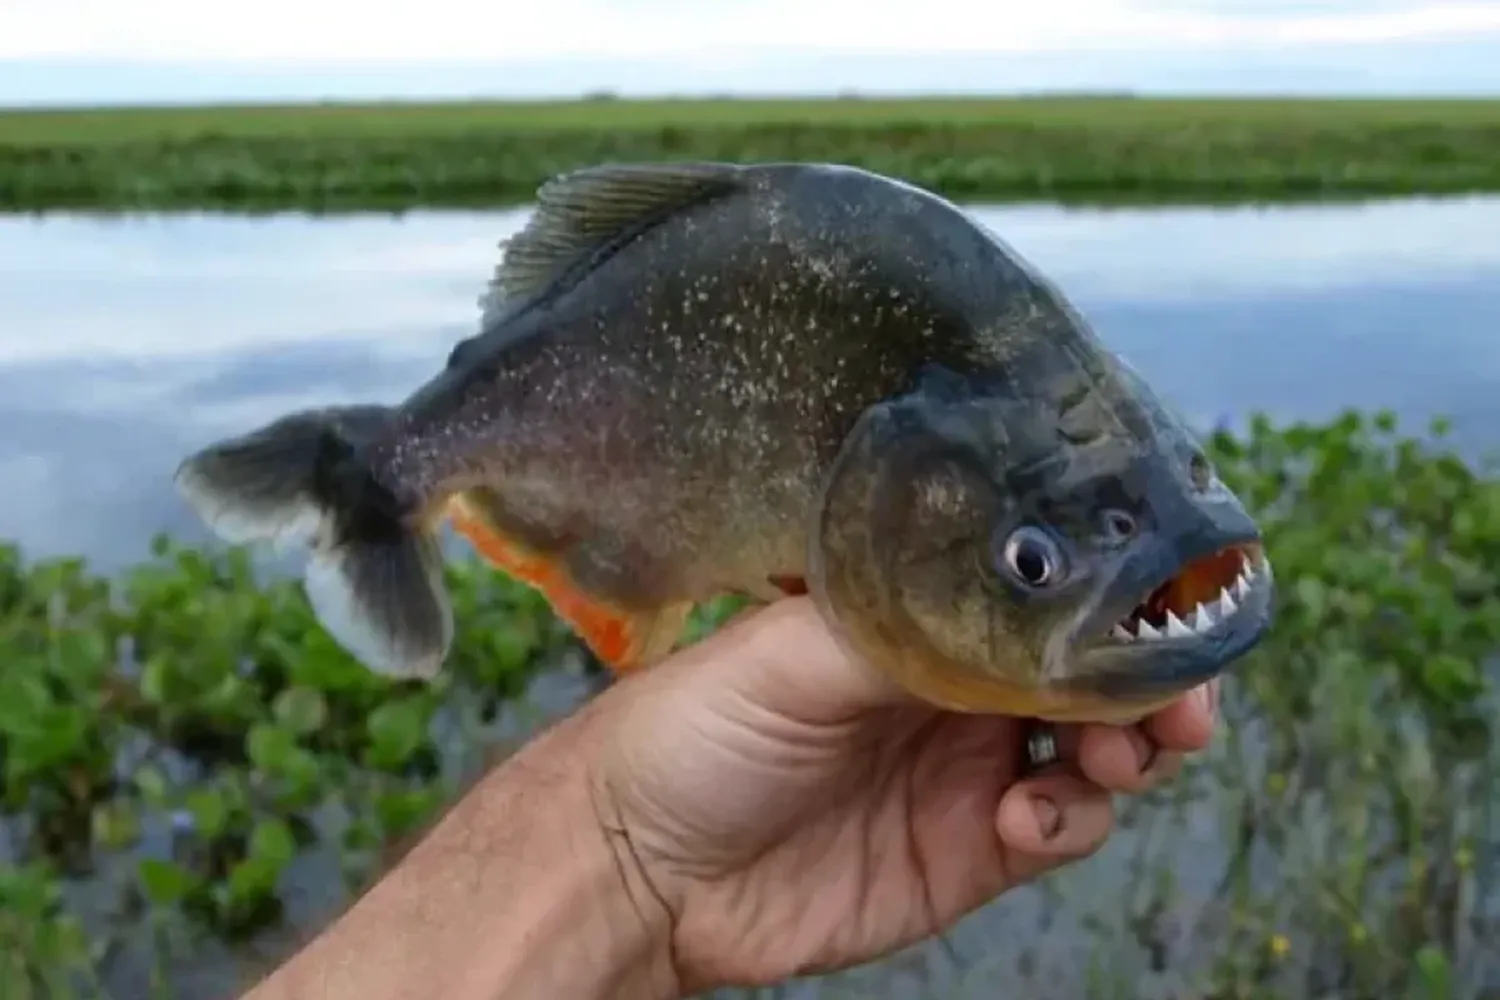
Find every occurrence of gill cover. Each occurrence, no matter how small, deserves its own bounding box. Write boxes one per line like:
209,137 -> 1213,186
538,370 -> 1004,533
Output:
806,365 -> 1157,716
807,373 -> 1024,713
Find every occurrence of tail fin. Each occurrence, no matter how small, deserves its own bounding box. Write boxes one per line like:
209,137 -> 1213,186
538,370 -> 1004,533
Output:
172,405 -> 454,680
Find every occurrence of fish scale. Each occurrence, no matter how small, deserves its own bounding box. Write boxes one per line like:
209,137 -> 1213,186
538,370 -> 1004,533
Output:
173,160 -> 1274,725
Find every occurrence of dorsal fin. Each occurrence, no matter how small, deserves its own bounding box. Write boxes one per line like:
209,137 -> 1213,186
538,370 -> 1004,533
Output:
478,161 -> 747,326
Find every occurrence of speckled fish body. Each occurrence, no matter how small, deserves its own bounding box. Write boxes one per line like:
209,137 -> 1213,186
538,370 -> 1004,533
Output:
174,161 -> 1274,723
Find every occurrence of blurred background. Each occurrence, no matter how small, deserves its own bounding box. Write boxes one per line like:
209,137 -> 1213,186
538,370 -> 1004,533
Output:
2,2 -> 1500,998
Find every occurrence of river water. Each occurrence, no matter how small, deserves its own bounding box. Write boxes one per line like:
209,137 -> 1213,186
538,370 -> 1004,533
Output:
1,196 -> 1498,999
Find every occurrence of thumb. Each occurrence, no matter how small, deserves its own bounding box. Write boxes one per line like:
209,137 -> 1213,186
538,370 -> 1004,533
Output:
993,772 -> 1116,881
673,597 -> 915,725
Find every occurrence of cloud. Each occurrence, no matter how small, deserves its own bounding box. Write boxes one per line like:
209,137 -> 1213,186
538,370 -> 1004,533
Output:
3,0 -> 1499,61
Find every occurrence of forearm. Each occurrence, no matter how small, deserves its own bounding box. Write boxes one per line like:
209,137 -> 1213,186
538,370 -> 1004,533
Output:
243,708 -> 679,1000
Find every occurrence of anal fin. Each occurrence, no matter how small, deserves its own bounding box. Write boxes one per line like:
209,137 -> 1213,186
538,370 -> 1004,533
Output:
447,498 -> 691,674
611,601 -> 695,675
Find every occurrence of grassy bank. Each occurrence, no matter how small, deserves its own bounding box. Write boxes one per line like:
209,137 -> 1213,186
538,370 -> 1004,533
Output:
3,409 -> 1499,999
3,96 -> 1500,212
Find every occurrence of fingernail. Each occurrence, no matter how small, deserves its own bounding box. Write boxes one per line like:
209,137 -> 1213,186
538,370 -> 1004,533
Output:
1198,680 -> 1219,721
1032,795 -> 1062,840
1131,729 -> 1159,776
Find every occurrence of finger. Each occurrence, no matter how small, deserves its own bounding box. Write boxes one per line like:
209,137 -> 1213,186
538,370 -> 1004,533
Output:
1142,679 -> 1219,753
994,772 -> 1114,875
1075,724 -> 1183,794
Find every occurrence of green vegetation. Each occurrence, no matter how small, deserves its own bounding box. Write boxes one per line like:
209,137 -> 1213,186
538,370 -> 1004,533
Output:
2,409 -> 1498,999
3,96 -> 1499,212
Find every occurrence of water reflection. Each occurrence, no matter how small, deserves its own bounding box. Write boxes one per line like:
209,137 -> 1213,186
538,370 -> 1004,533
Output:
1,196 -> 1498,569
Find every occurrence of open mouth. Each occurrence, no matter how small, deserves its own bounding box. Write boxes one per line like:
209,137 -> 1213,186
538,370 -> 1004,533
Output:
1108,542 -> 1270,642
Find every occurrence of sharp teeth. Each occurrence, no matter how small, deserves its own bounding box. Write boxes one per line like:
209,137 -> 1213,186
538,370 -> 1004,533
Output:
1164,610 -> 1194,638
1113,554 -> 1266,647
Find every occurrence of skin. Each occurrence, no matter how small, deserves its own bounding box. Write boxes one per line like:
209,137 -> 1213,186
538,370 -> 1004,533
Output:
242,598 -> 1218,1000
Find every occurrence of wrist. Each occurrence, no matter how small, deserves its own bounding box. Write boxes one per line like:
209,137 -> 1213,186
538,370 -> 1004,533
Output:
243,704 -> 678,1000
482,708 -> 680,999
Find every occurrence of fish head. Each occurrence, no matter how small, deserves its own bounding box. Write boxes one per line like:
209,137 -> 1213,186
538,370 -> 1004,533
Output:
808,358 -> 1274,724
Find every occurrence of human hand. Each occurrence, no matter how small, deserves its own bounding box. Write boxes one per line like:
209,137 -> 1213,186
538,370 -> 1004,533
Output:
585,596 -> 1219,994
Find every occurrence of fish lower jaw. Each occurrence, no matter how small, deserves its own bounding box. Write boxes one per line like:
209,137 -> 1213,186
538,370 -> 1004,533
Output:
1108,547 -> 1272,644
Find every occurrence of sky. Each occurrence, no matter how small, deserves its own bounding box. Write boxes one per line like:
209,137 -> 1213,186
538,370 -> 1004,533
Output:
2,0 -> 1500,104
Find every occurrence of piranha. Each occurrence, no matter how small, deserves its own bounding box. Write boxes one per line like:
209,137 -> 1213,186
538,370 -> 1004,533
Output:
173,161 -> 1274,725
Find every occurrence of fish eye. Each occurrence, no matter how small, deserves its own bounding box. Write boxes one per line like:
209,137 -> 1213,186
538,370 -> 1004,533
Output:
998,525 -> 1066,589
1100,508 -> 1137,543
